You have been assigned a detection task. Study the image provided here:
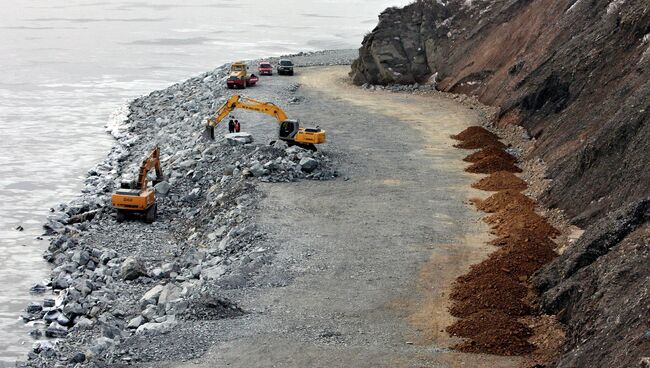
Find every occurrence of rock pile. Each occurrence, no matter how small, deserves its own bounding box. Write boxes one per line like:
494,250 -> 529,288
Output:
20,51 -> 346,367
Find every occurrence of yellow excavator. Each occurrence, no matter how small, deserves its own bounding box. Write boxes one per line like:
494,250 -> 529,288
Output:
111,147 -> 164,223
204,95 -> 326,151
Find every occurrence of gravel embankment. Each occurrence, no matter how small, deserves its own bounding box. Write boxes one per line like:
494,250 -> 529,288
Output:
18,50 -> 354,367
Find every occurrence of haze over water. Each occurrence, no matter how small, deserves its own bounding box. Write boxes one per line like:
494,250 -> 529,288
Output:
0,0 -> 409,363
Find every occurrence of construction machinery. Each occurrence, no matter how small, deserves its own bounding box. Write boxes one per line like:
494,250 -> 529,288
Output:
111,147 -> 164,223
226,61 -> 259,89
203,95 -> 326,150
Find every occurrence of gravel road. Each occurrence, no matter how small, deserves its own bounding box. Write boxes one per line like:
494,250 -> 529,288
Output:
20,56 -> 521,368
159,66 -> 522,368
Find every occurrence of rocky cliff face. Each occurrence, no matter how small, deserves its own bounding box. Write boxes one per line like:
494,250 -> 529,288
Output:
351,1 -> 650,367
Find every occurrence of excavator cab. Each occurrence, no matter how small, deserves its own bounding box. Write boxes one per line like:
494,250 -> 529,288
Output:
279,120 -> 300,140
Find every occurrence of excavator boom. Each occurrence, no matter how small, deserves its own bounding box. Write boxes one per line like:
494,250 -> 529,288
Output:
203,94 -> 326,150
208,95 -> 288,128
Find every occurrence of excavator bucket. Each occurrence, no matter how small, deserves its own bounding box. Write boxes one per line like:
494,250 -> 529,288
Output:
203,125 -> 215,140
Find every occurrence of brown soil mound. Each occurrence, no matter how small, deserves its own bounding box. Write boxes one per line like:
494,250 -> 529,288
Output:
453,329 -> 536,356
450,267 -> 532,318
454,136 -> 506,150
447,310 -> 533,339
466,155 -> 522,174
485,208 -> 561,238
465,243 -> 558,281
449,287 -> 531,317
451,126 -> 500,141
464,147 -> 516,163
452,270 -> 528,301
488,229 -> 554,248
472,189 -> 536,213
472,171 -> 528,191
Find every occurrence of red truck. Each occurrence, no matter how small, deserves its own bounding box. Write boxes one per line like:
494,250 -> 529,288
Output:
258,61 -> 273,76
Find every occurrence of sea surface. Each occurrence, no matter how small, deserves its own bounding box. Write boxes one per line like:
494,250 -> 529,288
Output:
0,0 -> 409,363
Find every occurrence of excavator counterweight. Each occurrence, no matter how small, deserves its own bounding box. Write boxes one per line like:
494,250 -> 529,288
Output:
204,95 -> 326,150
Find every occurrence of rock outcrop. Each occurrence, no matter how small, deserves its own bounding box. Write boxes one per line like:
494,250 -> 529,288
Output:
351,1 -> 649,367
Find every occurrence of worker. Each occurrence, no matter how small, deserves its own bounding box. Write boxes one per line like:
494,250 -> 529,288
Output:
228,119 -> 235,133
234,119 -> 241,133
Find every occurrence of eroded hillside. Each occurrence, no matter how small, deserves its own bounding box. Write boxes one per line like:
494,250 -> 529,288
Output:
351,1 -> 650,367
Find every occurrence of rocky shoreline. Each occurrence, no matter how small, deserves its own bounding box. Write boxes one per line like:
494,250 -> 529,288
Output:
18,50 -> 355,367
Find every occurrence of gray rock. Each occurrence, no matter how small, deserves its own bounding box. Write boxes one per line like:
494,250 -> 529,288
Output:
223,165 -> 235,176
141,305 -> 158,321
299,157 -> 319,173
157,283 -> 183,306
26,302 -> 42,314
127,315 -> 145,329
63,302 -> 84,317
100,249 -> 117,264
45,321 -> 68,337
87,336 -> 114,356
135,320 -> 177,335
154,181 -> 171,195
120,256 -> 145,281
75,317 -> 94,330
141,284 -> 165,305
249,163 -> 267,177
51,275 -> 69,290
43,310 -> 61,322
70,352 -> 86,363
57,313 -> 71,326
225,132 -> 253,145
30,283 -> 47,294
72,250 -> 90,266
201,265 -> 227,281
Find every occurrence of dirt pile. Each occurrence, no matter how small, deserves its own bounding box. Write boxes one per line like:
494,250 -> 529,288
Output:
472,189 -> 535,213
484,208 -> 560,238
471,171 -> 527,191
447,126 -> 561,358
464,147 -> 515,164
451,126 -> 500,142
466,156 -> 521,174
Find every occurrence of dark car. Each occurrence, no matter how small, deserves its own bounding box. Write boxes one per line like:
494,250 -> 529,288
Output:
277,59 -> 294,76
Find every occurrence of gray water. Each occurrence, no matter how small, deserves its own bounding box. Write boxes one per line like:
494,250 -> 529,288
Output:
0,0 -> 408,363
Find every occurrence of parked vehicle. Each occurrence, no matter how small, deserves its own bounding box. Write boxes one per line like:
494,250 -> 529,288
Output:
277,59 -> 294,76
258,61 -> 273,75
226,61 -> 259,89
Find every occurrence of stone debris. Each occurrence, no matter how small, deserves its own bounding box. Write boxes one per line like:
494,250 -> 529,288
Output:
21,51 -> 347,367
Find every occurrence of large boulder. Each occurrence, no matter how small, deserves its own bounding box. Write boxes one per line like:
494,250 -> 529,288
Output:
299,157 -> 319,173
225,132 -> 253,145
140,284 -> 165,305
120,256 -> 146,281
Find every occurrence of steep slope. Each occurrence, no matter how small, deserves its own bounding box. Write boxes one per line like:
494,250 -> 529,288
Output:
351,0 -> 650,224
351,1 -> 650,367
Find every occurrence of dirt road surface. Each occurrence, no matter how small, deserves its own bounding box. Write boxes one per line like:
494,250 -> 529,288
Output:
166,66 -> 522,367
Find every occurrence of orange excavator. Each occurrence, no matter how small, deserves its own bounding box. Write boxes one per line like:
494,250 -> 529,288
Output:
111,147 -> 164,223
203,94 -> 326,151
